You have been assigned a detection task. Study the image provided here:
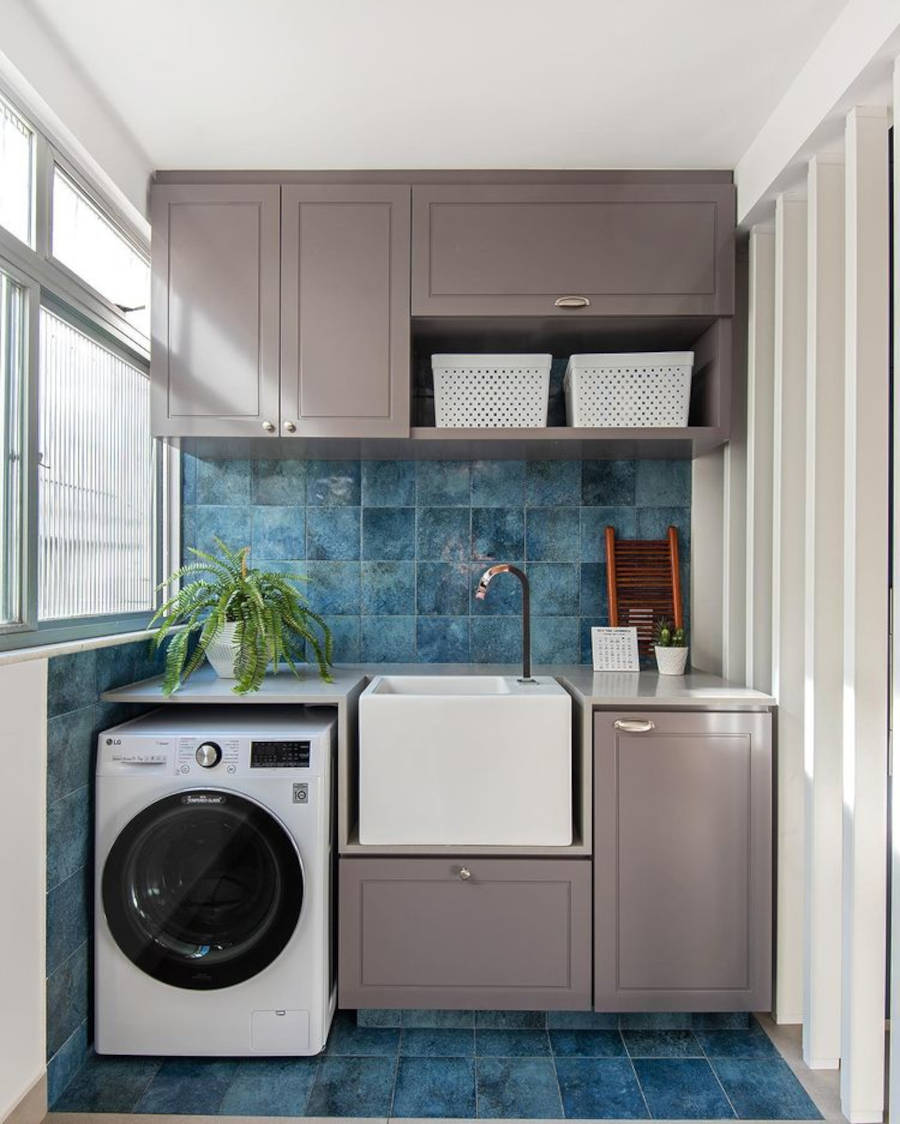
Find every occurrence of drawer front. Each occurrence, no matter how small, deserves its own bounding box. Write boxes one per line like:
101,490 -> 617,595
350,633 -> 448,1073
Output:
339,857 -> 591,1009
412,184 -> 735,317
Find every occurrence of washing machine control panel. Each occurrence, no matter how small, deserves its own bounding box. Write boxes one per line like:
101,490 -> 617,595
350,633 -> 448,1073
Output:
175,736 -> 240,775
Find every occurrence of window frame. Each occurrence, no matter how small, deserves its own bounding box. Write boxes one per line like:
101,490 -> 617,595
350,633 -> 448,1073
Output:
0,90 -> 37,252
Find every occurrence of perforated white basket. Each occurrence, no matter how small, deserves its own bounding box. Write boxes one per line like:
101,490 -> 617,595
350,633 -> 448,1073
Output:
564,352 -> 694,428
432,354 -> 552,428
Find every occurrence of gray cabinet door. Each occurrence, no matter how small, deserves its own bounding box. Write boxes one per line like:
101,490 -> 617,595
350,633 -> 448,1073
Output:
594,710 -> 772,1011
412,183 -> 735,317
150,184 -> 280,437
339,857 -> 591,1009
281,185 -> 411,437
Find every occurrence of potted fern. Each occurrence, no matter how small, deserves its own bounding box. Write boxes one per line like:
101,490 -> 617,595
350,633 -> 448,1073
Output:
653,618 -> 689,676
150,538 -> 333,694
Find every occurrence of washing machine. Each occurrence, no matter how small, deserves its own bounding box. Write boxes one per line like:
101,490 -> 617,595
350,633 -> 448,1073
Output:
95,705 -> 336,1056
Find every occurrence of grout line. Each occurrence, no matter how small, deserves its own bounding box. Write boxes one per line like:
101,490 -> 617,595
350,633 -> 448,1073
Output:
618,1028 -> 654,1120
696,1035 -> 740,1119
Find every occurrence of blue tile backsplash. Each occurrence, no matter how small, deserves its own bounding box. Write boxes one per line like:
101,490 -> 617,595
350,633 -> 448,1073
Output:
181,457 -> 692,664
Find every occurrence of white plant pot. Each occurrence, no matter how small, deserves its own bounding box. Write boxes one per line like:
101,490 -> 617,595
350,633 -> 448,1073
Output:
205,621 -> 241,679
655,645 -> 689,676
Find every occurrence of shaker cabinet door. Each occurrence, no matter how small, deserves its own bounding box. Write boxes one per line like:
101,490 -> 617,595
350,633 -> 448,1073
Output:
280,185 -> 411,437
150,184 -> 281,437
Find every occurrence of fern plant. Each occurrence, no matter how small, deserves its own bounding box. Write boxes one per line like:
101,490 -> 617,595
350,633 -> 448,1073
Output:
150,538 -> 333,695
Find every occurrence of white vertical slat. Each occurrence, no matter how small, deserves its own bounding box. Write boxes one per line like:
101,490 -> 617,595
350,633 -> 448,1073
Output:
841,104 -> 890,1124
690,451 -> 724,674
723,240 -> 749,684
803,150 -> 845,1071
746,225 -> 776,695
772,191 -> 808,1026
890,56 -> 900,1124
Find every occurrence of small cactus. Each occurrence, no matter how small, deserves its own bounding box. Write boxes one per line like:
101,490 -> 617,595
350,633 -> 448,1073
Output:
653,618 -> 687,648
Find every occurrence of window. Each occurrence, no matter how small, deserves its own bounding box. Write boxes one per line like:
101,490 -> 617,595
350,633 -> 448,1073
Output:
0,269 -> 26,626
51,167 -> 150,337
38,308 -> 155,621
0,96 -> 34,246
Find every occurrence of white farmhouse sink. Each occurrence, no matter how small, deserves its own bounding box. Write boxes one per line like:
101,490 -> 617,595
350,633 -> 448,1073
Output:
358,675 -> 572,846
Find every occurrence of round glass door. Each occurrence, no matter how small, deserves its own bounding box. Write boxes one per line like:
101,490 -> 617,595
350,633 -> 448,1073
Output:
102,790 -> 303,990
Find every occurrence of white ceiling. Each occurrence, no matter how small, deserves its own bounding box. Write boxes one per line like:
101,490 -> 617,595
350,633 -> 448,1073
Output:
27,0 -> 849,171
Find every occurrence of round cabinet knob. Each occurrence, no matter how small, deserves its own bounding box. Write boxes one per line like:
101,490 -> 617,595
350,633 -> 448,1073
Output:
457,866 -> 472,881
262,420 -> 276,433
195,742 -> 222,768
283,420 -> 297,433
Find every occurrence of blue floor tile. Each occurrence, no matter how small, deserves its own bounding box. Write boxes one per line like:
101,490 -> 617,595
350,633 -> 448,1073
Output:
476,1028 -> 552,1056
53,1055 -> 162,1113
555,1056 -> 647,1119
619,1011 -> 693,1030
548,1010 -> 619,1030
695,1026 -> 780,1059
401,1027 -> 475,1056
476,1010 -> 547,1028
550,1028 -> 626,1057
306,1055 -> 396,1116
403,1008 -> 476,1028
623,1029 -> 704,1058
634,1058 -> 736,1118
693,1012 -> 753,1030
712,1057 -> 823,1119
134,1059 -> 238,1114
325,1010 -> 401,1056
476,1057 -> 563,1118
392,1057 -> 476,1117
218,1058 -> 319,1116
356,1008 -> 403,1028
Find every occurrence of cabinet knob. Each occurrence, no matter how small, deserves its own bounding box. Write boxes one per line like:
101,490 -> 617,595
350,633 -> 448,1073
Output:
262,420 -> 276,433
554,295 -> 591,309
283,420 -> 297,433
614,719 -> 655,733
457,866 -> 472,881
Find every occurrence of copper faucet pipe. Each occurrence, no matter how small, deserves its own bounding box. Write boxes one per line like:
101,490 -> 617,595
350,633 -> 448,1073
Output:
475,564 -> 535,682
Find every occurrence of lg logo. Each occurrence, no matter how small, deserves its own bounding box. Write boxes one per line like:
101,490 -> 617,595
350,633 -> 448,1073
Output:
105,737 -> 122,746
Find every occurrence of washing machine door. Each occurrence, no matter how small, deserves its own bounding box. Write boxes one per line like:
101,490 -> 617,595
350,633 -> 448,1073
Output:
102,789 -> 303,990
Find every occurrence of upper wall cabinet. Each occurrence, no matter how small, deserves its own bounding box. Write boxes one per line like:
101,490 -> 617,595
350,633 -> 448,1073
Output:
280,185 -> 410,438
412,184 -> 735,317
151,184 -> 281,438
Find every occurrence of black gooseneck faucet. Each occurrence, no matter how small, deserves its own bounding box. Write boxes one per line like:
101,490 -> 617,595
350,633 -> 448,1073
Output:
474,564 -> 536,683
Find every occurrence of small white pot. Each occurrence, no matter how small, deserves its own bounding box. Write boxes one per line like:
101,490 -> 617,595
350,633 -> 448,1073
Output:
205,621 -> 241,679
655,645 -> 689,676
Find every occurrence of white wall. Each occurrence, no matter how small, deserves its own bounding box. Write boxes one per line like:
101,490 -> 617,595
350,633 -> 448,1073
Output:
0,660 -> 47,1121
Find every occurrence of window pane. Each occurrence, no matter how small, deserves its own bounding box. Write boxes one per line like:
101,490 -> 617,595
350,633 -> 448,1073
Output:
0,98 -> 34,246
38,308 -> 155,621
51,168 -> 149,336
0,270 -> 25,625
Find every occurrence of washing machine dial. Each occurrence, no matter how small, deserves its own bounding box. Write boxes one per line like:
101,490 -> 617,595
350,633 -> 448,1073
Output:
195,741 -> 222,768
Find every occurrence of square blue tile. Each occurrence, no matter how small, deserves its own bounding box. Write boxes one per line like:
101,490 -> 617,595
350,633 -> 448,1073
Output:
531,617 -> 579,663
47,706 -> 96,806
580,506 -> 638,561
636,505 -> 691,543
47,650 -> 97,718
326,1011 -> 401,1056
580,562 -> 608,618
582,460 -> 637,506
315,615 -> 360,663
47,786 -> 90,891
469,562 -> 526,615
404,1009 -> 476,1028
634,1058 -> 735,1119
635,459 -> 692,507
416,460 -> 471,505
46,942 -> 89,1060
400,1027 -> 475,1057
53,1055 -> 162,1113
393,1056 -> 476,1117
196,458 -> 251,505
360,616 -> 417,662
95,642 -> 141,692
470,616 -> 521,664
362,460 -> 415,506
363,507 -> 416,560
472,507 -> 525,561
47,866 -> 90,977
47,1021 -> 89,1107
306,506 -> 359,560
471,460 -> 526,506
476,1056 -> 563,1118
417,617 -> 470,663
477,1029 -> 551,1057
580,617 -> 603,664
692,1013 -> 752,1030
548,1011 -> 619,1030
181,452 -> 198,504
251,506 -> 305,560
623,1029 -> 703,1057
476,1011 -> 548,1029
357,1008 -> 403,1027
712,1057 -> 822,1119
417,562 -> 470,616
527,460 -> 581,506
549,1029 -> 626,1057
251,458 -> 306,505
306,460 -> 361,505
417,507 -> 470,562
529,563 -> 579,615
306,1055 -> 396,1116
619,1012 -> 694,1030
304,562 -> 361,615
361,561 -> 416,614
187,505 -> 252,558
218,1057 -> 318,1116
526,507 -> 580,561
694,1027 -> 779,1059
134,1058 -> 238,1114
555,1056 -> 647,1119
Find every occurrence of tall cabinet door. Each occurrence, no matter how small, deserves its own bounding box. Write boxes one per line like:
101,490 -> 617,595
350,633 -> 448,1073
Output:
594,710 -> 773,1011
150,184 -> 280,437
280,185 -> 410,437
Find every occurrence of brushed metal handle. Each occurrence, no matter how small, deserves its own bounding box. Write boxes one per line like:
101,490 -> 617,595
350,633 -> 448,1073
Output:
283,420 -> 297,433
262,420 -> 276,433
614,719 -> 655,733
457,866 -> 472,881
554,295 -> 591,309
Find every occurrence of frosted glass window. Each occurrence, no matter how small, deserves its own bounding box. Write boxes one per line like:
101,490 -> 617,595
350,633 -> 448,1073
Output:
51,168 -> 149,336
0,271 -> 25,626
38,308 -> 155,621
0,98 -> 34,246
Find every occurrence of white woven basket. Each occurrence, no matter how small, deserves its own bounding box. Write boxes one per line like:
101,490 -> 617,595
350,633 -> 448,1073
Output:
564,352 -> 694,427
432,354 -> 552,428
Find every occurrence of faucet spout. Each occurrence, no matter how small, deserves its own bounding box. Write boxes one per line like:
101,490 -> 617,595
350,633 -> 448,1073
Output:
475,564 -> 535,682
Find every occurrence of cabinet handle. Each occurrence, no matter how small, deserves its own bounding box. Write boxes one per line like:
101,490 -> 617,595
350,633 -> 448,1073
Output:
261,420 -> 276,433
614,719 -> 655,733
283,420 -> 297,433
554,295 -> 591,309
457,866 -> 472,881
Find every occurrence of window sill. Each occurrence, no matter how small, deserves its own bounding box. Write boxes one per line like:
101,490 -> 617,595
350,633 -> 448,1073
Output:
0,628 -> 154,667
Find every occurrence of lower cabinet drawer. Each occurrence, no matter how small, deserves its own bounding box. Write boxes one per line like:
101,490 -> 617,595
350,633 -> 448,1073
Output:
338,857 -> 592,1009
